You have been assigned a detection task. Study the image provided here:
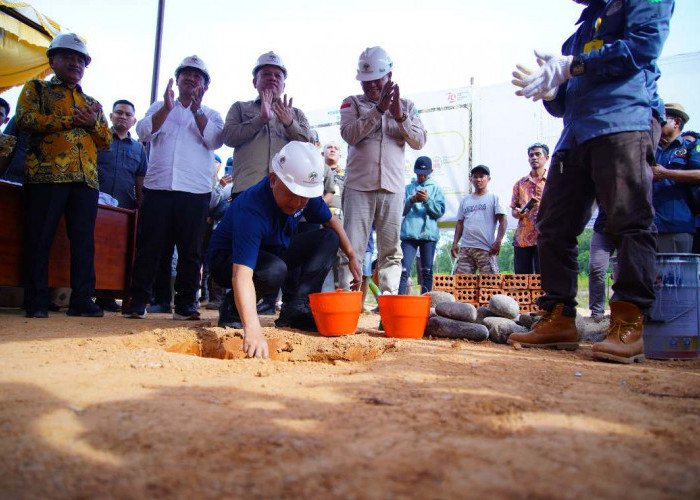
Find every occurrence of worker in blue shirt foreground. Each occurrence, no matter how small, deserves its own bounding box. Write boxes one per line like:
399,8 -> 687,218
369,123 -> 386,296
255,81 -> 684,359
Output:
510,0 -> 675,364
207,141 -> 362,358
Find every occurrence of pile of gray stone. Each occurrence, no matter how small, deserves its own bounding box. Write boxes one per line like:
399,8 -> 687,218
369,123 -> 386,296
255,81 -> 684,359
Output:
423,291 -> 609,343
424,291 -> 538,344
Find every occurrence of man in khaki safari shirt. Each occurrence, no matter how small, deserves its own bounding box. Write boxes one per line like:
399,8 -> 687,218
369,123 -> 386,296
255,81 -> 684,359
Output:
339,46 -> 427,296
222,51 -> 314,198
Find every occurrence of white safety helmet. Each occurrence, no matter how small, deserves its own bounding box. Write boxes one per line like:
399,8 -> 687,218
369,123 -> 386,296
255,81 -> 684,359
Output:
175,55 -> 210,85
271,142 -> 324,198
47,33 -> 91,66
252,51 -> 287,78
356,46 -> 393,82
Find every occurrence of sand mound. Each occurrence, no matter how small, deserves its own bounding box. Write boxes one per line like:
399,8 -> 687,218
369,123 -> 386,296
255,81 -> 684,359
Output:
160,326 -> 396,363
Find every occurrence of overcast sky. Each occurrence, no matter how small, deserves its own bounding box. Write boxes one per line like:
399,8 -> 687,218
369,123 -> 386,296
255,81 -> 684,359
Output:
3,0 -> 699,160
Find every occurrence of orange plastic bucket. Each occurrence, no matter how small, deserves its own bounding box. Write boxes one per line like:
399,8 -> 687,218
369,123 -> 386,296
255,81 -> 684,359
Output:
308,290 -> 362,336
378,295 -> 431,339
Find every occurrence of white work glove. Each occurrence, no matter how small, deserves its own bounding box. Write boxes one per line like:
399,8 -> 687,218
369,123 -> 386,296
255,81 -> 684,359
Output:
512,64 -> 559,102
512,50 -> 573,102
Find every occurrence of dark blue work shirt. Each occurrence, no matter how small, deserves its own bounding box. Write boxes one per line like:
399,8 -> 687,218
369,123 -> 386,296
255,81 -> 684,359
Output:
544,0 -> 674,152
653,137 -> 700,234
96,130 -> 148,209
207,176 -> 332,269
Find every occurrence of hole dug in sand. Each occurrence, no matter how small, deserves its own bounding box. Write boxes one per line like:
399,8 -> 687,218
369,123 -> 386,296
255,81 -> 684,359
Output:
166,328 -> 393,363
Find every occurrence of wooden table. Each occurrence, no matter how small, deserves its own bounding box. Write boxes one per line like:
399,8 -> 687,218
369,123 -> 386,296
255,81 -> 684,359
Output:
0,181 -> 138,298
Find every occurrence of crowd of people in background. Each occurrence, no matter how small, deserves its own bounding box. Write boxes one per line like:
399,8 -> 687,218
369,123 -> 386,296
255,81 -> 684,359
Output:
0,0 -> 694,362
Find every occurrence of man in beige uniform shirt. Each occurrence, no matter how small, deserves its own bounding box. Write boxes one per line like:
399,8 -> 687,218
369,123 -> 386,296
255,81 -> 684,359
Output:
222,51 -> 314,197
339,46 -> 427,295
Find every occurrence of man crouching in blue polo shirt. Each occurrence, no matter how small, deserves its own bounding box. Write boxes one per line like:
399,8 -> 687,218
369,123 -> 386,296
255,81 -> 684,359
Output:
207,141 -> 362,358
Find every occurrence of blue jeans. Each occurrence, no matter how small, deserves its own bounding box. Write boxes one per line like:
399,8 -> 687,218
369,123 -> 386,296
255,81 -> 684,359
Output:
399,239 -> 437,295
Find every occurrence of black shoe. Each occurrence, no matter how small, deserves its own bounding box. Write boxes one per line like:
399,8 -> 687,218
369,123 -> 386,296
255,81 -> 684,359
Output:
275,303 -> 317,332
274,307 -> 294,328
26,308 -> 49,318
256,301 -> 277,315
96,298 -> 121,312
378,320 -> 384,332
173,305 -> 201,321
124,303 -> 147,319
205,300 -> 220,310
290,312 -> 317,332
67,302 -> 104,318
218,292 -> 242,328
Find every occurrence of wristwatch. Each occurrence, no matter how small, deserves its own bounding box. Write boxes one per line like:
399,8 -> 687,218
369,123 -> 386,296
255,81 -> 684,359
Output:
570,55 -> 585,77
194,108 -> 205,117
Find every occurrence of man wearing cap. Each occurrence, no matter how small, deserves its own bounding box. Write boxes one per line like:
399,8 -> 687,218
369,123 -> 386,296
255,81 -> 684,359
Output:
16,33 -> 112,318
652,103 -> 700,253
451,165 -> 506,275
399,156 -> 445,294
510,0 -> 674,363
510,143 -> 548,274
207,141 -> 362,358
125,55 -> 224,320
340,46 -> 427,296
222,51 -> 314,198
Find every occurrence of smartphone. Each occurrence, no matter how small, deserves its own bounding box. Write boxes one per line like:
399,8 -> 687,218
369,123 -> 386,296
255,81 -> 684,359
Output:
520,198 -> 536,214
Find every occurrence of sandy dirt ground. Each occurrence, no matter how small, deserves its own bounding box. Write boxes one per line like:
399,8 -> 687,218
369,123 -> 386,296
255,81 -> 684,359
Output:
1,307 -> 699,499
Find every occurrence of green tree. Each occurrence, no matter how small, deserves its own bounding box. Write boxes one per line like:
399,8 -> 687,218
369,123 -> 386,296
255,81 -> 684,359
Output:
497,230 -> 515,274
433,235 -> 455,275
576,228 -> 594,276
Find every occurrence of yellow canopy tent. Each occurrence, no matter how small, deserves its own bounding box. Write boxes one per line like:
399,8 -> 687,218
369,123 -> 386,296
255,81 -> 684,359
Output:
0,1 -> 64,93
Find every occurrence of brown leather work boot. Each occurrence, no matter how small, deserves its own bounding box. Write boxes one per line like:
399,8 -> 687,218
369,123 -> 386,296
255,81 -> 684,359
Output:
507,303 -> 579,350
591,301 -> 645,364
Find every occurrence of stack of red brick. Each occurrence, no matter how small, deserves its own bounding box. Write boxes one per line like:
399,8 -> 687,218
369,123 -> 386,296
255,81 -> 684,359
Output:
432,274 -> 544,314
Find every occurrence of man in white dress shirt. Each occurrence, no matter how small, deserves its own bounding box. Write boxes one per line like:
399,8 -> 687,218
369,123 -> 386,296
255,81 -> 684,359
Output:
125,55 -> 224,320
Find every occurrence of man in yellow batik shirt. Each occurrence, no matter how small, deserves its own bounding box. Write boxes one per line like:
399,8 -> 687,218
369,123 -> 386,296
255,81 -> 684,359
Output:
16,34 -> 112,318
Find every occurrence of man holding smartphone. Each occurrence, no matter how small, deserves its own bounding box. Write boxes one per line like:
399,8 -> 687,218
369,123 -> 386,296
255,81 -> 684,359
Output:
510,143 -> 549,274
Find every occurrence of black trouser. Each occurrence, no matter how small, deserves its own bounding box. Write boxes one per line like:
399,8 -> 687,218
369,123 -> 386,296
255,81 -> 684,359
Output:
149,244 -> 175,306
513,245 -> 539,274
693,227 -> 700,255
536,122 -> 659,313
23,183 -> 98,311
209,228 -> 340,306
129,189 -> 209,310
